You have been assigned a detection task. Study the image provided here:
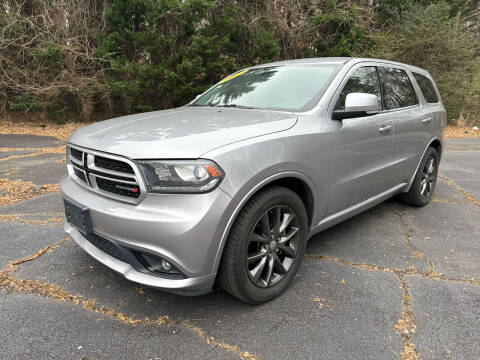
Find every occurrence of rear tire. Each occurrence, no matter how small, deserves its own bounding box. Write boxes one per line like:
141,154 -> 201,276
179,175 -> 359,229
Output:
399,147 -> 439,207
217,186 -> 308,304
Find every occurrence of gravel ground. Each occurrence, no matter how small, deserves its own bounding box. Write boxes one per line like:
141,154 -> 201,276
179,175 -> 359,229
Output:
0,134 -> 479,360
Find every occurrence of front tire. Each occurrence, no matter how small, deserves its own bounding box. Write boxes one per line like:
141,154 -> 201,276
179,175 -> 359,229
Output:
399,147 -> 439,207
217,186 -> 308,304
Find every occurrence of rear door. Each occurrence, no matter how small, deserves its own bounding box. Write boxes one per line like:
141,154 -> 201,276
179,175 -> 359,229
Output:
377,66 -> 426,184
327,65 -> 396,215
411,71 -> 446,152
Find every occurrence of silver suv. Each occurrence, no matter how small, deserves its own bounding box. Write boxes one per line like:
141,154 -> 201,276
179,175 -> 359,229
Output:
61,57 -> 445,303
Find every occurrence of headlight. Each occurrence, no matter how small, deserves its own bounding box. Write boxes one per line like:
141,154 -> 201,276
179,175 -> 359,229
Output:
136,159 -> 224,193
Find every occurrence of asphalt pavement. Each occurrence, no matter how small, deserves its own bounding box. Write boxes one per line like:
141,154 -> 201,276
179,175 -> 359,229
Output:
0,134 -> 479,360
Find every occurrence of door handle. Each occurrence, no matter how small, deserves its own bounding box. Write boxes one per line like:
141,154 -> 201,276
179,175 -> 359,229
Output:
378,125 -> 392,133
422,117 -> 432,124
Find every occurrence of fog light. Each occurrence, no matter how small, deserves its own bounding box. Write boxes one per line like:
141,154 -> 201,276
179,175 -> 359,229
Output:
133,251 -> 183,277
161,259 -> 172,271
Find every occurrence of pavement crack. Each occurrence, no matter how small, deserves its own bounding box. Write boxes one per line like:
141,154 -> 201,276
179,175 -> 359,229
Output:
306,254 -> 425,359
0,213 -> 63,226
396,209 -> 435,273
395,274 -> 419,360
0,146 -> 65,163
0,239 -> 258,360
0,276 -> 258,359
305,254 -> 480,286
0,178 -> 60,206
0,236 -> 71,279
438,173 -> 480,207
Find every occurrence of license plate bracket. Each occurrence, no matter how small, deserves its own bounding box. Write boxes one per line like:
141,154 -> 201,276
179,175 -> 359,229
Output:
64,198 -> 92,236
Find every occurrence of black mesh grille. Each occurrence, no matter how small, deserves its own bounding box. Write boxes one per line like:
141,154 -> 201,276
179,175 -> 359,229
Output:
86,233 -> 129,263
70,148 -> 83,161
94,156 -> 134,174
96,177 -> 140,198
73,168 -> 87,183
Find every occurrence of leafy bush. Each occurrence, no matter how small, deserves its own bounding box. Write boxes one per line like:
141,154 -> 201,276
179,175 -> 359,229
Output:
8,94 -> 43,113
369,1 -> 480,123
0,0 -> 478,124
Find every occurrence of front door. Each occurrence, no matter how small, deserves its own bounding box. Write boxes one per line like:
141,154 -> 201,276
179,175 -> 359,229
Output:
327,65 -> 396,215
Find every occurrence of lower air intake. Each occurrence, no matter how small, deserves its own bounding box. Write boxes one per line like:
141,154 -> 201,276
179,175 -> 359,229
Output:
85,233 -> 129,263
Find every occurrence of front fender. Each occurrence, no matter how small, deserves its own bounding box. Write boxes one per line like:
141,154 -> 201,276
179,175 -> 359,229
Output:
203,117 -> 334,274
212,170 -> 319,274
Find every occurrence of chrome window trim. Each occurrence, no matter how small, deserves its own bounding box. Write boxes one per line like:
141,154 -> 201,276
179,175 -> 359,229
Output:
66,143 -> 147,204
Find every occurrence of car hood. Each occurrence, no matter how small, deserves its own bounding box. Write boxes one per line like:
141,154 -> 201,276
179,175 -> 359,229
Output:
69,107 -> 297,159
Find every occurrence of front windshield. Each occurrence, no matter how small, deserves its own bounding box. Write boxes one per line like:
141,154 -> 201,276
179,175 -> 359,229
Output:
192,64 -> 341,112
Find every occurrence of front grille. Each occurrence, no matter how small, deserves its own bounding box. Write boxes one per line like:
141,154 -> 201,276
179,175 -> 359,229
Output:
67,145 -> 142,202
86,233 -> 129,263
73,167 -> 87,183
94,156 -> 134,174
70,148 -> 83,161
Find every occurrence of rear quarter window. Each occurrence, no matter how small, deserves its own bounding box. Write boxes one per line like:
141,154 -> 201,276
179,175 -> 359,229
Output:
412,73 -> 439,103
378,67 -> 418,110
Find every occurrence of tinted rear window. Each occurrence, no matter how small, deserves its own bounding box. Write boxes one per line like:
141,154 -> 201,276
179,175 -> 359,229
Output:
412,73 -> 439,103
378,67 -> 418,110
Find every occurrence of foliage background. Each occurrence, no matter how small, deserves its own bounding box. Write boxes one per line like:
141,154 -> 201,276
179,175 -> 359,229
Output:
1,0 -> 479,124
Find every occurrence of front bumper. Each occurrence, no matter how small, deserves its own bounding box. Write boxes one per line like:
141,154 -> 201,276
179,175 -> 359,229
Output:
60,175 -> 235,294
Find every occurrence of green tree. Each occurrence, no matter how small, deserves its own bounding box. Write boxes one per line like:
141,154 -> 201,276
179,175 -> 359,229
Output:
370,1 -> 480,122
99,0 -> 280,114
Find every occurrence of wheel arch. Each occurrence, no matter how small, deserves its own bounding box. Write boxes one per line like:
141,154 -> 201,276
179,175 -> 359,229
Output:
429,138 -> 442,159
212,172 -> 317,274
405,137 -> 443,192
262,177 -> 315,226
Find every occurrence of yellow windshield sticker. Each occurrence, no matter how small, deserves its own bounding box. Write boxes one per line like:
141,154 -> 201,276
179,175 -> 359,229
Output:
219,69 -> 248,84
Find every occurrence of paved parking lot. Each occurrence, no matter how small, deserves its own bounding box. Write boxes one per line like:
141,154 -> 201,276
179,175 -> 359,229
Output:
0,133 -> 479,360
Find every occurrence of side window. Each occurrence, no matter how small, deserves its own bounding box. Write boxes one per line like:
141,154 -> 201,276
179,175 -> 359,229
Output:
378,67 -> 418,110
335,66 -> 382,110
412,73 -> 439,103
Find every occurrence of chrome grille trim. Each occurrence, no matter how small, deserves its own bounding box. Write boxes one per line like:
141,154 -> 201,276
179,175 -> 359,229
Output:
91,172 -> 139,185
66,144 -> 146,204
86,154 -> 137,180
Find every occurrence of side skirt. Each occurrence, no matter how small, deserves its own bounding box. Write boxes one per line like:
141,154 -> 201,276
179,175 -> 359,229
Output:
309,183 -> 408,237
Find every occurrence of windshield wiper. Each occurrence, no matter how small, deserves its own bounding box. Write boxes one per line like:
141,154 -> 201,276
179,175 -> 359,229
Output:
213,104 -> 255,109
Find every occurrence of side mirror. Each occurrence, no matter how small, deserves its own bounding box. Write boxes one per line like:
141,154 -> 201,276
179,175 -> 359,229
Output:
333,93 -> 380,120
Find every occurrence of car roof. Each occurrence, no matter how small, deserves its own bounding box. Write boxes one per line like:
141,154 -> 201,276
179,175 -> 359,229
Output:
250,57 -> 430,76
